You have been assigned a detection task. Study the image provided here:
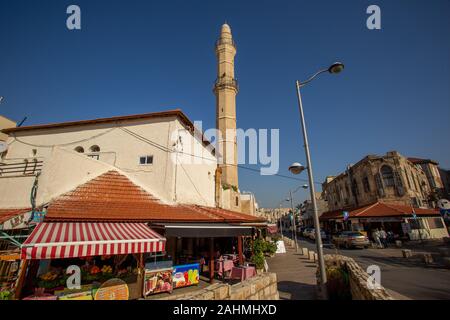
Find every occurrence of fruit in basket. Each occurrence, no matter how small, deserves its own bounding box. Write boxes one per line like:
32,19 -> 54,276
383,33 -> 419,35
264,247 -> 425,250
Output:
90,266 -> 101,275
40,271 -> 59,281
101,265 -> 113,274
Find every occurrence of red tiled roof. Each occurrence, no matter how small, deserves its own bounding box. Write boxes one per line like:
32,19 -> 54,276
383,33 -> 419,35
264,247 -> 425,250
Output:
320,202 -> 439,221
45,171 -> 264,223
0,208 -> 31,224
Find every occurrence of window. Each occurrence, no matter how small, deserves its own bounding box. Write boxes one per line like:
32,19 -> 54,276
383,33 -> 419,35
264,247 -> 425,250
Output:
375,173 -> 385,197
90,145 -> 100,153
405,171 -> 412,189
363,176 -> 371,193
74,146 -> 84,153
428,218 -> 444,229
139,155 -> 153,165
235,196 -> 239,206
409,219 -> 423,230
352,179 -> 360,196
381,165 -> 395,187
87,154 -> 100,160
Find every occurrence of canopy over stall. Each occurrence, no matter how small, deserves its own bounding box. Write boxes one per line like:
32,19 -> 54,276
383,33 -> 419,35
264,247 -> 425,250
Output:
153,223 -> 253,238
21,222 -> 166,260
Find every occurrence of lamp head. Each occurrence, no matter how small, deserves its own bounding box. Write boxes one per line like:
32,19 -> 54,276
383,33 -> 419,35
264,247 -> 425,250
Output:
328,62 -> 345,74
288,162 -> 305,175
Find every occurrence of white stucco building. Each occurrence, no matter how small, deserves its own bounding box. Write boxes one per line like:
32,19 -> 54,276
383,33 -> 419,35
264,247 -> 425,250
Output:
0,109 -> 217,211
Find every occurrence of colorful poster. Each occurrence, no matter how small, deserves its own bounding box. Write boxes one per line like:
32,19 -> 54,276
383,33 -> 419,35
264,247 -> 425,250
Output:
94,278 -> 129,300
144,268 -> 173,296
172,263 -> 200,289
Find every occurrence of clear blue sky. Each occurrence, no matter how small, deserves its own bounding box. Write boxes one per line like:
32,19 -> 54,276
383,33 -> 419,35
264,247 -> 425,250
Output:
1,0 -> 449,208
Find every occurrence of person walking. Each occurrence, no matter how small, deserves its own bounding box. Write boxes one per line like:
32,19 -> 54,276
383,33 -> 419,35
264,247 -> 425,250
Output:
372,228 -> 382,248
379,228 -> 388,248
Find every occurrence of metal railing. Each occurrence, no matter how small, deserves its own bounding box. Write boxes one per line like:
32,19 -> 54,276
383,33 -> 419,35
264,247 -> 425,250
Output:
214,78 -> 239,92
0,158 -> 43,177
215,38 -> 236,49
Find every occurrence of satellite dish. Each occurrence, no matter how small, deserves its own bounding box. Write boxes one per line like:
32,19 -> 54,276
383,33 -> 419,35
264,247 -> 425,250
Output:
437,199 -> 450,210
0,141 -> 8,153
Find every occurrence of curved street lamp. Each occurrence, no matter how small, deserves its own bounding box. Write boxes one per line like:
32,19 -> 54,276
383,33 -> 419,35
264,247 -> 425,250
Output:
293,62 -> 344,299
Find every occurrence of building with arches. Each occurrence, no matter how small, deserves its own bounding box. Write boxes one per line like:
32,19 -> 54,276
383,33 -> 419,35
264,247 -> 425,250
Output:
320,151 -> 448,240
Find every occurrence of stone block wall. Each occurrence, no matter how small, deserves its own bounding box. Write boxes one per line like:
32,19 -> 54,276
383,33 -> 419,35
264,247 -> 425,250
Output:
155,272 -> 279,300
322,254 -> 393,300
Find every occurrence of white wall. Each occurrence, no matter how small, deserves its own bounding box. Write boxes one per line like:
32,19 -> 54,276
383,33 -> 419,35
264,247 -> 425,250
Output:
0,116 -> 217,208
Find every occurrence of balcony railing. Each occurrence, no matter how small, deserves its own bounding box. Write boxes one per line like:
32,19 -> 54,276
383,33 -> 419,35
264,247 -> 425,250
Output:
213,78 -> 239,92
215,38 -> 236,49
0,158 -> 43,177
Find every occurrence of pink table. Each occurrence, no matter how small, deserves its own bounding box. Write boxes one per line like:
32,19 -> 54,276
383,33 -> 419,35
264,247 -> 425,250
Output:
230,266 -> 256,281
215,259 -> 234,277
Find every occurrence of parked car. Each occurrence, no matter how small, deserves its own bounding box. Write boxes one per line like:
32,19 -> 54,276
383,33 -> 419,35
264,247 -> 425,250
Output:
302,228 -> 314,238
332,231 -> 370,249
310,229 -> 327,241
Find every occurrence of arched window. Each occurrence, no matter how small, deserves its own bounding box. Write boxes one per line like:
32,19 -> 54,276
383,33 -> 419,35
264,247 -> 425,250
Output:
74,146 -> 84,153
90,145 -> 100,153
381,165 -> 395,187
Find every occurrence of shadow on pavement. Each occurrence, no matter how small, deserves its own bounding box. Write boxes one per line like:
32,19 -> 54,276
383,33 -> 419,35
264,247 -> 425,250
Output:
277,281 -> 317,300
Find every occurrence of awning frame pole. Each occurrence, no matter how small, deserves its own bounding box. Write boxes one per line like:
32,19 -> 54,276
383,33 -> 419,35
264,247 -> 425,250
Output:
0,231 -> 23,247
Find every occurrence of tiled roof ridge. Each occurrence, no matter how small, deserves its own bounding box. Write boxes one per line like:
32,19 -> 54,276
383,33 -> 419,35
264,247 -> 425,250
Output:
353,202 -> 380,217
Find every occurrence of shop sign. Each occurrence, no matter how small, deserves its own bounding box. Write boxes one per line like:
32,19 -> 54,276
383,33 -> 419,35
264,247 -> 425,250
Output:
275,240 -> 286,254
1,211 -> 31,230
94,278 -> 129,300
361,217 -> 402,223
343,211 -> 349,221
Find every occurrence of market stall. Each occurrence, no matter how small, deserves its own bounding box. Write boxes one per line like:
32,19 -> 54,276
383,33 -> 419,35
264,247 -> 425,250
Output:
17,222 -> 166,300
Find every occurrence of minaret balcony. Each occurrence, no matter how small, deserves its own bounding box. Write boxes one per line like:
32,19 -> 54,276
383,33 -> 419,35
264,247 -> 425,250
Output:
215,38 -> 236,49
214,78 -> 239,93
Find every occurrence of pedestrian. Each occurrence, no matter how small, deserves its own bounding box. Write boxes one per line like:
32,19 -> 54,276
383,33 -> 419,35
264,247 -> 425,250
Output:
372,228 -> 382,248
379,228 -> 388,248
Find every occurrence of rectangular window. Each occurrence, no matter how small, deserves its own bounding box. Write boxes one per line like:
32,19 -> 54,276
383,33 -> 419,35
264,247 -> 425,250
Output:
139,155 -> 153,165
428,218 -> 444,229
87,154 -> 99,160
363,177 -> 371,193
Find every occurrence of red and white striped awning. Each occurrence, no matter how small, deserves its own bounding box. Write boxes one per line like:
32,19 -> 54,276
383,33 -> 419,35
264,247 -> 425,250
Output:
21,222 -> 166,260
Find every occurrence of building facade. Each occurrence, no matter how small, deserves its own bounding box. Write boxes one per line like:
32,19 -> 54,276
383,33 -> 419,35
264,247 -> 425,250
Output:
322,151 -> 433,211
439,168 -> 450,200
0,110 -> 217,209
408,157 -> 445,203
0,115 -> 16,143
300,192 -> 328,228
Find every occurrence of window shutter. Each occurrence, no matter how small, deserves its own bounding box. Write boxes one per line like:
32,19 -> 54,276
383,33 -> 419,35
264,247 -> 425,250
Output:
375,173 -> 385,197
394,170 -> 404,196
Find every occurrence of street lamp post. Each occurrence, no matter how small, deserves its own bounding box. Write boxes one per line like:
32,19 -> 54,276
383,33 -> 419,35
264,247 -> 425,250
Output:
288,190 -> 299,252
290,62 -> 344,300
278,204 -> 284,240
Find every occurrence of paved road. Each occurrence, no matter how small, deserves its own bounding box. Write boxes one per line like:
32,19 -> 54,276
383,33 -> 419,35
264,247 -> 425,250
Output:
294,237 -> 450,300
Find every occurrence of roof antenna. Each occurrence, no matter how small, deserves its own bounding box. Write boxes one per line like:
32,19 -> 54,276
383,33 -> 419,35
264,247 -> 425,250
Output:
18,116 -> 28,127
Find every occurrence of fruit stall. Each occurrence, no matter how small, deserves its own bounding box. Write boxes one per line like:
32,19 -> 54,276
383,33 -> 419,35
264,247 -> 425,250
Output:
16,222 -> 166,300
22,254 -> 140,300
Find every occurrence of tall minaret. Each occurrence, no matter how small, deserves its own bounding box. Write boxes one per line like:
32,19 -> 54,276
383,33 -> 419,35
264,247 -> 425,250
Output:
214,23 -> 240,210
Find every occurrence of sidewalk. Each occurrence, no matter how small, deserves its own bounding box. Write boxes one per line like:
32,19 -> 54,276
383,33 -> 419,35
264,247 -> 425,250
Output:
266,245 -> 317,300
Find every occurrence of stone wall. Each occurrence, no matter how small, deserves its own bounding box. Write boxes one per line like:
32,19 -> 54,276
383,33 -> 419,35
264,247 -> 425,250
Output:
155,273 -> 279,300
322,254 -> 394,300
